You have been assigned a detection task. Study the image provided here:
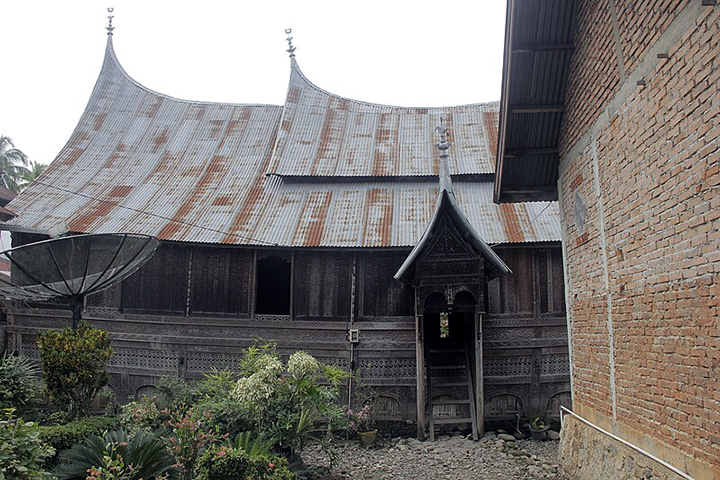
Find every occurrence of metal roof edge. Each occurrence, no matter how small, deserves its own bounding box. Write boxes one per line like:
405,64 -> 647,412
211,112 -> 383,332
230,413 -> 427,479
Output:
494,0 -> 517,204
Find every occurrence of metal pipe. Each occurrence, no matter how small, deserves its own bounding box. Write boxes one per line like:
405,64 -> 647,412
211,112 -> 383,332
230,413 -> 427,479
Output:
559,406 -> 695,480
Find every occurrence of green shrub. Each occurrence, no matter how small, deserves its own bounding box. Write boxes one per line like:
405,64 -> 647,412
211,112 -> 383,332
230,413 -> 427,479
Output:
39,415 -> 118,455
55,429 -> 178,480
41,410 -> 69,427
157,376 -> 195,409
0,408 -> 55,480
0,352 -> 41,413
37,321 -> 113,419
166,408 -> 226,480
194,368 -> 236,400
197,444 -> 294,480
119,396 -> 163,434
232,347 -> 348,458
195,398 -> 251,440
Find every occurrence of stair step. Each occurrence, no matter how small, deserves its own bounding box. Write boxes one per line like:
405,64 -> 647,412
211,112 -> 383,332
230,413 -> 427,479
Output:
428,364 -> 465,370
433,417 -> 474,425
427,348 -> 464,355
433,377 -> 470,387
433,399 -> 471,405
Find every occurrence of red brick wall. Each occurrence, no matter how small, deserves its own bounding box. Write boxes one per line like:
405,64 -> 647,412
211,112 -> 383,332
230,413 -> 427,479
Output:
559,3 -> 719,478
560,0 -> 691,156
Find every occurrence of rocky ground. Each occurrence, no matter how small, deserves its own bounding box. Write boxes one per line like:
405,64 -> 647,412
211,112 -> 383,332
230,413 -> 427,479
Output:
302,430 -> 569,479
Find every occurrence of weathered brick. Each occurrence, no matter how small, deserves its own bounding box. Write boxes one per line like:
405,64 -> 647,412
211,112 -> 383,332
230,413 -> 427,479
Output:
559,2 -> 719,478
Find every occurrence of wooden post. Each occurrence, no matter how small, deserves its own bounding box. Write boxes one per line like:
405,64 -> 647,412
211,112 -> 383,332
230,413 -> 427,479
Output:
475,309 -> 484,437
250,250 -> 257,318
416,312 -> 427,439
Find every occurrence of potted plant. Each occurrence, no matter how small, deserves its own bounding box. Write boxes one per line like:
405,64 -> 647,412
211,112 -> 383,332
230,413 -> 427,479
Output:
346,403 -> 376,447
529,416 -> 550,441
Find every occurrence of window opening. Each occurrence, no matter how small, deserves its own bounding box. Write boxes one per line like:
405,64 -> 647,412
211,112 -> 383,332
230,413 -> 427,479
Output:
256,256 -> 291,315
439,312 -> 450,338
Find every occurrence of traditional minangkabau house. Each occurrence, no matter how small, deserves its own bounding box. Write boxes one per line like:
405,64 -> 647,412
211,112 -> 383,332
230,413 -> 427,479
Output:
2,23 -> 570,439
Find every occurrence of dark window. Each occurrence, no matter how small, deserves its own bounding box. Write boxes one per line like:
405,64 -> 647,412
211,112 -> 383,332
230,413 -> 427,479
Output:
256,256 -> 290,315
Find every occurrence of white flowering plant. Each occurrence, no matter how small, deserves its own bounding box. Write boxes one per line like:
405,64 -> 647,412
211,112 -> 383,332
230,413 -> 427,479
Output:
232,344 -> 349,458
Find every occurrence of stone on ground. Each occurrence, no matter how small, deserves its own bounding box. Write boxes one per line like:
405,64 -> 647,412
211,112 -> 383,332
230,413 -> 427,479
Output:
302,434 -> 568,479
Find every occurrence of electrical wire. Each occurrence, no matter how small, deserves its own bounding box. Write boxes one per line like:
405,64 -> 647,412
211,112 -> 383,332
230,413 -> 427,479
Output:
24,179 -> 555,249
30,180 -> 279,246
487,201 -> 554,248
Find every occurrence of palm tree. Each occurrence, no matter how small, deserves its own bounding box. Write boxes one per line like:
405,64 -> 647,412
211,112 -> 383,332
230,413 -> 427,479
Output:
19,161 -> 47,191
0,135 -> 30,193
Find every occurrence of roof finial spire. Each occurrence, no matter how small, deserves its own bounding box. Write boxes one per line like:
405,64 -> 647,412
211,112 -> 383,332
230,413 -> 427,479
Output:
285,28 -> 296,58
106,8 -> 115,35
436,119 -> 452,191
436,118 -> 451,155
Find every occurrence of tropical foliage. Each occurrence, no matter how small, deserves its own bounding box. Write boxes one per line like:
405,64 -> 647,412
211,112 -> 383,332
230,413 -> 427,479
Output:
20,161 -> 47,190
55,429 -> 178,480
0,352 -> 41,413
39,415 -> 118,458
37,321 -> 113,419
0,409 -> 55,480
0,135 -> 30,193
232,346 -> 349,457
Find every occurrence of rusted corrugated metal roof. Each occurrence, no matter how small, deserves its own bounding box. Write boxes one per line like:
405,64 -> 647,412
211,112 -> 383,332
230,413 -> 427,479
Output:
271,61 -> 499,177
4,37 -> 561,247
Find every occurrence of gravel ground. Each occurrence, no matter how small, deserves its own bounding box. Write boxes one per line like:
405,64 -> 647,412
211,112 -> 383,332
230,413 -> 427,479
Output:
302,431 -> 569,479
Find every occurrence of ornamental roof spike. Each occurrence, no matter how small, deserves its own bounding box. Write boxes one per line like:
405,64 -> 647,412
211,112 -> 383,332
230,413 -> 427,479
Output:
106,7 -> 115,35
435,119 -> 451,153
285,28 -> 296,58
436,119 -> 452,193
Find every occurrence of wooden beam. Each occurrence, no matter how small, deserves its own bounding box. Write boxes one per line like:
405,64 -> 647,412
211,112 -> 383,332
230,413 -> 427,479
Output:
503,148 -> 559,157
510,105 -> 564,114
475,310 -> 484,438
512,43 -> 575,53
415,312 -> 427,440
498,190 -> 559,203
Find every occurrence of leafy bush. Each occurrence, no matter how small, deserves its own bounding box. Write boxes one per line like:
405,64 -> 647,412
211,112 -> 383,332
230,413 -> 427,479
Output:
197,443 -> 293,480
119,396 -> 162,434
0,352 -> 41,413
39,415 -> 118,455
37,321 -> 113,419
194,398 -> 251,440
232,347 -> 348,457
55,429 -> 178,480
157,377 -> 195,410
0,408 -> 55,480
41,410 -> 70,427
165,408 -> 226,480
194,368 -> 235,400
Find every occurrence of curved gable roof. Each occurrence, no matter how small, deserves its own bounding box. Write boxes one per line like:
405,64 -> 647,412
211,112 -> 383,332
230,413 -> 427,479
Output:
4,37 -> 561,247
270,60 -> 500,177
5,37 -> 283,244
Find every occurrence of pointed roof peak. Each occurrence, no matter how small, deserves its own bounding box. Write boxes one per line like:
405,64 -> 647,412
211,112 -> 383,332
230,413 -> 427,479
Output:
106,7 -> 115,35
393,120 -> 511,282
285,28 -> 296,58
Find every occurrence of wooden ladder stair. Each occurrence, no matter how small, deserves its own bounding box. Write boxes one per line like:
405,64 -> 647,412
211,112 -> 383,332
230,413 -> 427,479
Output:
425,344 -> 478,441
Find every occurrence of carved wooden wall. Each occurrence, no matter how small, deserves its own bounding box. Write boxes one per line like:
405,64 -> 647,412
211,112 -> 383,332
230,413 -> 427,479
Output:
4,239 -> 569,422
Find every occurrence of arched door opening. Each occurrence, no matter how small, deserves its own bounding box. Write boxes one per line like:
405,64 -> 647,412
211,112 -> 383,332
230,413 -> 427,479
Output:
423,291 -> 476,346
256,256 -> 291,315
421,289 -> 480,441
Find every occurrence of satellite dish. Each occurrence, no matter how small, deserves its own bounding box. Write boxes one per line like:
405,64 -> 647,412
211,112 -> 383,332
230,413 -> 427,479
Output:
0,233 -> 160,327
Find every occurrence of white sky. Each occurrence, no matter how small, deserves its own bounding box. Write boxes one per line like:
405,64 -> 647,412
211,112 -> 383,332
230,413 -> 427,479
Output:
1,1 -> 506,166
